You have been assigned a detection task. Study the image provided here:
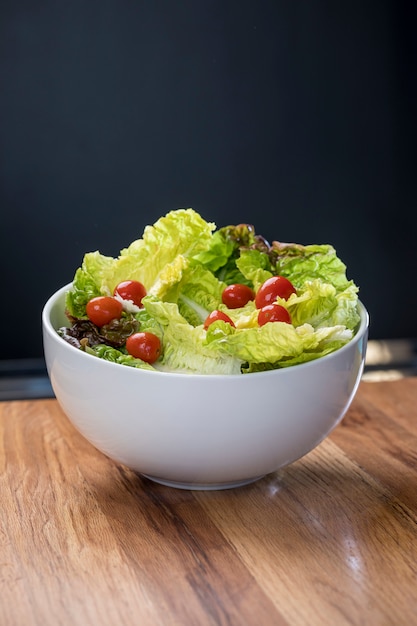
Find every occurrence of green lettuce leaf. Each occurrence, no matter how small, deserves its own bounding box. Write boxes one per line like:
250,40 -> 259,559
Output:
142,296 -> 242,374
236,248 -> 274,290
65,252 -> 115,318
271,241 -> 352,291
155,262 -> 226,326
280,280 -> 360,330
205,317 -> 354,371
193,223 -> 270,285
108,208 -> 215,293
66,208 -> 216,318
205,319 -> 309,364
85,343 -> 157,370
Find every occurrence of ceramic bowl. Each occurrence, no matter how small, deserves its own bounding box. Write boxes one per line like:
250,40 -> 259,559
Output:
42,283 -> 369,490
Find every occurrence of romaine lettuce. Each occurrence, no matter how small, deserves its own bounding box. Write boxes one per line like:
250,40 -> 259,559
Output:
62,207 -> 361,375
142,296 -> 242,375
66,208 -> 215,318
205,317 -> 353,371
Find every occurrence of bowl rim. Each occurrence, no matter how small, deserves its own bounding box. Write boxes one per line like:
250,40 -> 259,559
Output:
42,283 -> 369,380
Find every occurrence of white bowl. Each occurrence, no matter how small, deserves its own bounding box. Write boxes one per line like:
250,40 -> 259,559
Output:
42,283 -> 369,490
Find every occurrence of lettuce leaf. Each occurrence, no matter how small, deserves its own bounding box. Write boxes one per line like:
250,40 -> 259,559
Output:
108,208 -> 215,292
236,248 -> 274,290
271,241 -> 352,291
205,317 -> 354,371
66,208 -> 216,318
65,252 -> 115,318
142,296 -> 242,374
193,223 -> 271,285
282,280 -> 360,330
85,343 -> 157,370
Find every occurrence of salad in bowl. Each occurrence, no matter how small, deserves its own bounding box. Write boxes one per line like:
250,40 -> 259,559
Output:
43,208 -> 368,489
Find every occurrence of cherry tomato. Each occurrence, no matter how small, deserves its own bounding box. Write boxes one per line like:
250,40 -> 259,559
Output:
222,284 -> 255,309
126,332 -> 161,363
255,276 -> 296,309
258,304 -> 291,326
204,310 -> 236,330
86,296 -> 123,327
114,280 -> 147,308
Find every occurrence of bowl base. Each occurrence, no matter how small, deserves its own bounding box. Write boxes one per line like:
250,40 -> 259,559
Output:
141,473 -> 265,491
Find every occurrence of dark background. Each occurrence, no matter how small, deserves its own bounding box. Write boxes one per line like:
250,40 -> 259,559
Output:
1,0 -> 416,363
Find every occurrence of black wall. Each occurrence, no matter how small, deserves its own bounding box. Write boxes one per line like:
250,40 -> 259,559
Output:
1,1 -> 416,361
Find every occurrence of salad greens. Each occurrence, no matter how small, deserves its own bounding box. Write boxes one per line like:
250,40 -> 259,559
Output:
60,208 -> 360,375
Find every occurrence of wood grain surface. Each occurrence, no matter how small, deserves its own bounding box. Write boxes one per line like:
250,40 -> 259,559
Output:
1,378 -> 417,626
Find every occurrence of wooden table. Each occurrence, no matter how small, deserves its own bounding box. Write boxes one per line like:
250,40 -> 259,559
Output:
1,378 -> 417,626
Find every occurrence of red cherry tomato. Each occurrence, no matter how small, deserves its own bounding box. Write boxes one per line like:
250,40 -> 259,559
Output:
126,332 -> 161,363
204,310 -> 236,330
255,276 -> 296,309
86,296 -> 123,327
258,304 -> 292,326
222,284 -> 255,309
114,280 -> 147,308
